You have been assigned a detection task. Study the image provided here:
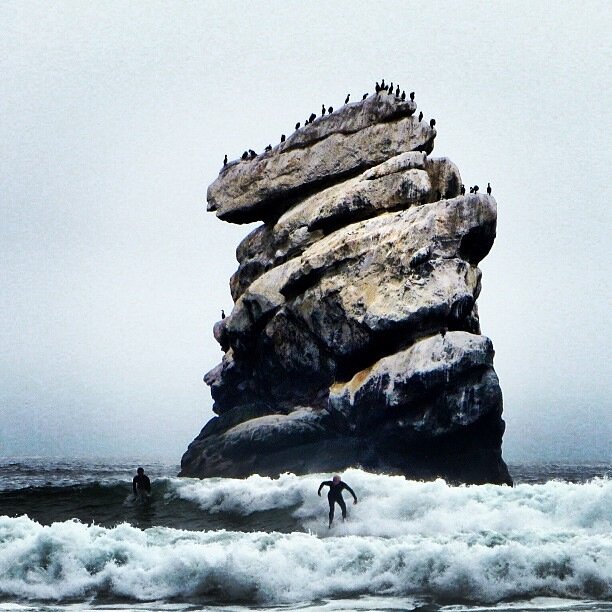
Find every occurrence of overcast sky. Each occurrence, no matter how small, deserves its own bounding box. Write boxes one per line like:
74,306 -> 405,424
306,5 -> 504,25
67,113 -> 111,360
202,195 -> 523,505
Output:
1,1 -> 610,464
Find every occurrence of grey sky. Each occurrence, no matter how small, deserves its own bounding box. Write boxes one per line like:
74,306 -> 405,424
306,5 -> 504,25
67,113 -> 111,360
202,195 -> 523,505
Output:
1,1 -> 610,463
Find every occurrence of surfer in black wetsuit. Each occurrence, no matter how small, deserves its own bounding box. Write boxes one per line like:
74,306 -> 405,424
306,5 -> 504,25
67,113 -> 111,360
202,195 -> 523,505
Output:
318,474 -> 357,528
132,467 -> 151,500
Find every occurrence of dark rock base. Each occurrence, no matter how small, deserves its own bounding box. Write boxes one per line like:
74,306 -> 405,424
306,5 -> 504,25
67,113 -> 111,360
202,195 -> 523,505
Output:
179,411 -> 512,486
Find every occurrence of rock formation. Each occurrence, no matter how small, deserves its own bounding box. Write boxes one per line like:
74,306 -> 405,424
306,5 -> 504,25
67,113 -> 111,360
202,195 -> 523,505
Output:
180,91 -> 512,485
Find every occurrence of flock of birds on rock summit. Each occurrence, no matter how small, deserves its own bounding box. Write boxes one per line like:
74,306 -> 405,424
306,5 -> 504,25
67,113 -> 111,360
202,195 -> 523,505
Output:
219,79 -> 491,196
462,183 -> 493,196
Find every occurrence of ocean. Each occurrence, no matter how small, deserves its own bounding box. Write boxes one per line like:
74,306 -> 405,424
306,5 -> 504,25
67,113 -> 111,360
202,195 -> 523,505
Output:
0,459 -> 609,612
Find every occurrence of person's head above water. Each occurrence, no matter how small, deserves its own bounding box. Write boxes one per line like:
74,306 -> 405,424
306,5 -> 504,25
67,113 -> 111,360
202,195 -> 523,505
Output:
137,467 -> 144,475
332,474 -> 341,484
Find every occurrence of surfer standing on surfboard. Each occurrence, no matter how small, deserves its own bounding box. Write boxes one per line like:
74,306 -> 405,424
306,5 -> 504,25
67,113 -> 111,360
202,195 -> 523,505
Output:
132,467 -> 151,500
318,474 -> 357,528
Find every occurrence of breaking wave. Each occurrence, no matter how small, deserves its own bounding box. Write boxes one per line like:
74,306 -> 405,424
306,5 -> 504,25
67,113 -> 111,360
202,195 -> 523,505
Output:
0,469 -> 610,606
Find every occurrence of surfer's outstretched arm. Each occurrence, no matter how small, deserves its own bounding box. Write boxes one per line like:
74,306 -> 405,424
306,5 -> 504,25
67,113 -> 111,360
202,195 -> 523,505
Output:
343,483 -> 358,503
318,481 -> 331,496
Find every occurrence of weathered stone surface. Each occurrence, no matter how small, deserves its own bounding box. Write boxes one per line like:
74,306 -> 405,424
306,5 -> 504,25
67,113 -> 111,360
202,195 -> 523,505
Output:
230,153 -> 461,301
329,332 -> 497,432
226,194 -> 494,353
180,407 -> 346,479
181,333 -> 511,484
181,93 -> 511,484
207,96 -> 434,224
282,94 -> 416,150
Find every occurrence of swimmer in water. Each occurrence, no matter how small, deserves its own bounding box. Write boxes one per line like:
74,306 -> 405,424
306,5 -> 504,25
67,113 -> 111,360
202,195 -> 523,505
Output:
132,467 -> 151,500
318,474 -> 357,528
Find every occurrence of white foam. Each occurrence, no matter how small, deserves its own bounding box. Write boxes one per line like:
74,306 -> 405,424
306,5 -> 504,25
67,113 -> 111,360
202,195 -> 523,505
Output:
169,469 -> 611,537
0,470 -> 610,604
168,472 -> 306,515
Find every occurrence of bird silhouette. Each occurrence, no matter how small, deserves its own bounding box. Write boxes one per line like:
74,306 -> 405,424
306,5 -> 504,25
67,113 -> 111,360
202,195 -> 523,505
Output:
487,182 -> 492,195
265,144 -> 272,152
295,122 -> 301,130
473,185 -> 479,193
460,184 -> 466,195
345,93 -> 350,104
321,104 -> 326,116
362,93 -> 368,100
241,151 -> 248,160
418,111 -> 423,122
309,112 -> 316,123
328,106 -> 333,114
430,118 -> 436,128
249,149 -> 256,160
395,85 -> 400,97
375,82 -> 381,93
221,309 -> 225,319
401,90 -> 406,101
410,91 -> 415,101
223,154 -> 227,166
280,134 -> 286,142
381,78 -> 386,90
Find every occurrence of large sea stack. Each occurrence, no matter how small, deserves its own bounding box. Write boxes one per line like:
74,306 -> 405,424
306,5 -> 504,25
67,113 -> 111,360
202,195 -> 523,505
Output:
181,92 -> 512,485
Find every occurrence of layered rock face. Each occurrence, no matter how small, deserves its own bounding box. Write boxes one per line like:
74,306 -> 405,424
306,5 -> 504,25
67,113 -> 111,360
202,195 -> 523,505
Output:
181,93 -> 512,485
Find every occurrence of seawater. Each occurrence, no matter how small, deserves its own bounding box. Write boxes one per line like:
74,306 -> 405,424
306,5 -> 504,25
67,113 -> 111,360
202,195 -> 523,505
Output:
0,459 -> 610,612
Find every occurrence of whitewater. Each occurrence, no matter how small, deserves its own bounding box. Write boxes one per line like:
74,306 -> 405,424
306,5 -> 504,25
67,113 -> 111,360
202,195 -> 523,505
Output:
0,462 -> 610,611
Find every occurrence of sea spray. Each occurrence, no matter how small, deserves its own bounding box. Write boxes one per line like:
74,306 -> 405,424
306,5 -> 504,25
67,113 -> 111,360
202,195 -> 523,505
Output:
0,470 -> 610,605
169,469 -> 612,538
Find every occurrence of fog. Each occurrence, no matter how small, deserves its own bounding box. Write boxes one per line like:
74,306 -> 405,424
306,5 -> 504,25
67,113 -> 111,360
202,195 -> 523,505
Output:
1,1 -> 610,463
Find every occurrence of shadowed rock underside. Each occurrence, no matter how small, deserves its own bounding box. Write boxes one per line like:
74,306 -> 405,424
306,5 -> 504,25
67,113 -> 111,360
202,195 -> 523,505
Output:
181,92 -> 512,485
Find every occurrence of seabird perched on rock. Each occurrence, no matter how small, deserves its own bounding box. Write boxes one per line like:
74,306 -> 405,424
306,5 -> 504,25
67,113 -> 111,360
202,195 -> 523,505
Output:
389,82 -> 394,94
221,309 -> 225,319
309,112 -> 316,123
265,144 -> 272,152
410,91 -> 415,101
295,121 -> 301,130
328,106 -> 333,114
401,90 -> 406,101
375,82 -> 381,93
280,134 -> 286,143
345,93 -> 350,104
223,154 -> 227,166
469,186 -> 474,193
460,184 -> 466,195
418,111 -> 423,122
248,149 -> 257,160
321,104 -> 326,116
487,182 -> 492,195
362,93 -> 368,100
395,85 -> 400,97
430,118 -> 436,128
381,78 -> 386,90
241,151 -> 248,160
473,185 -> 479,193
